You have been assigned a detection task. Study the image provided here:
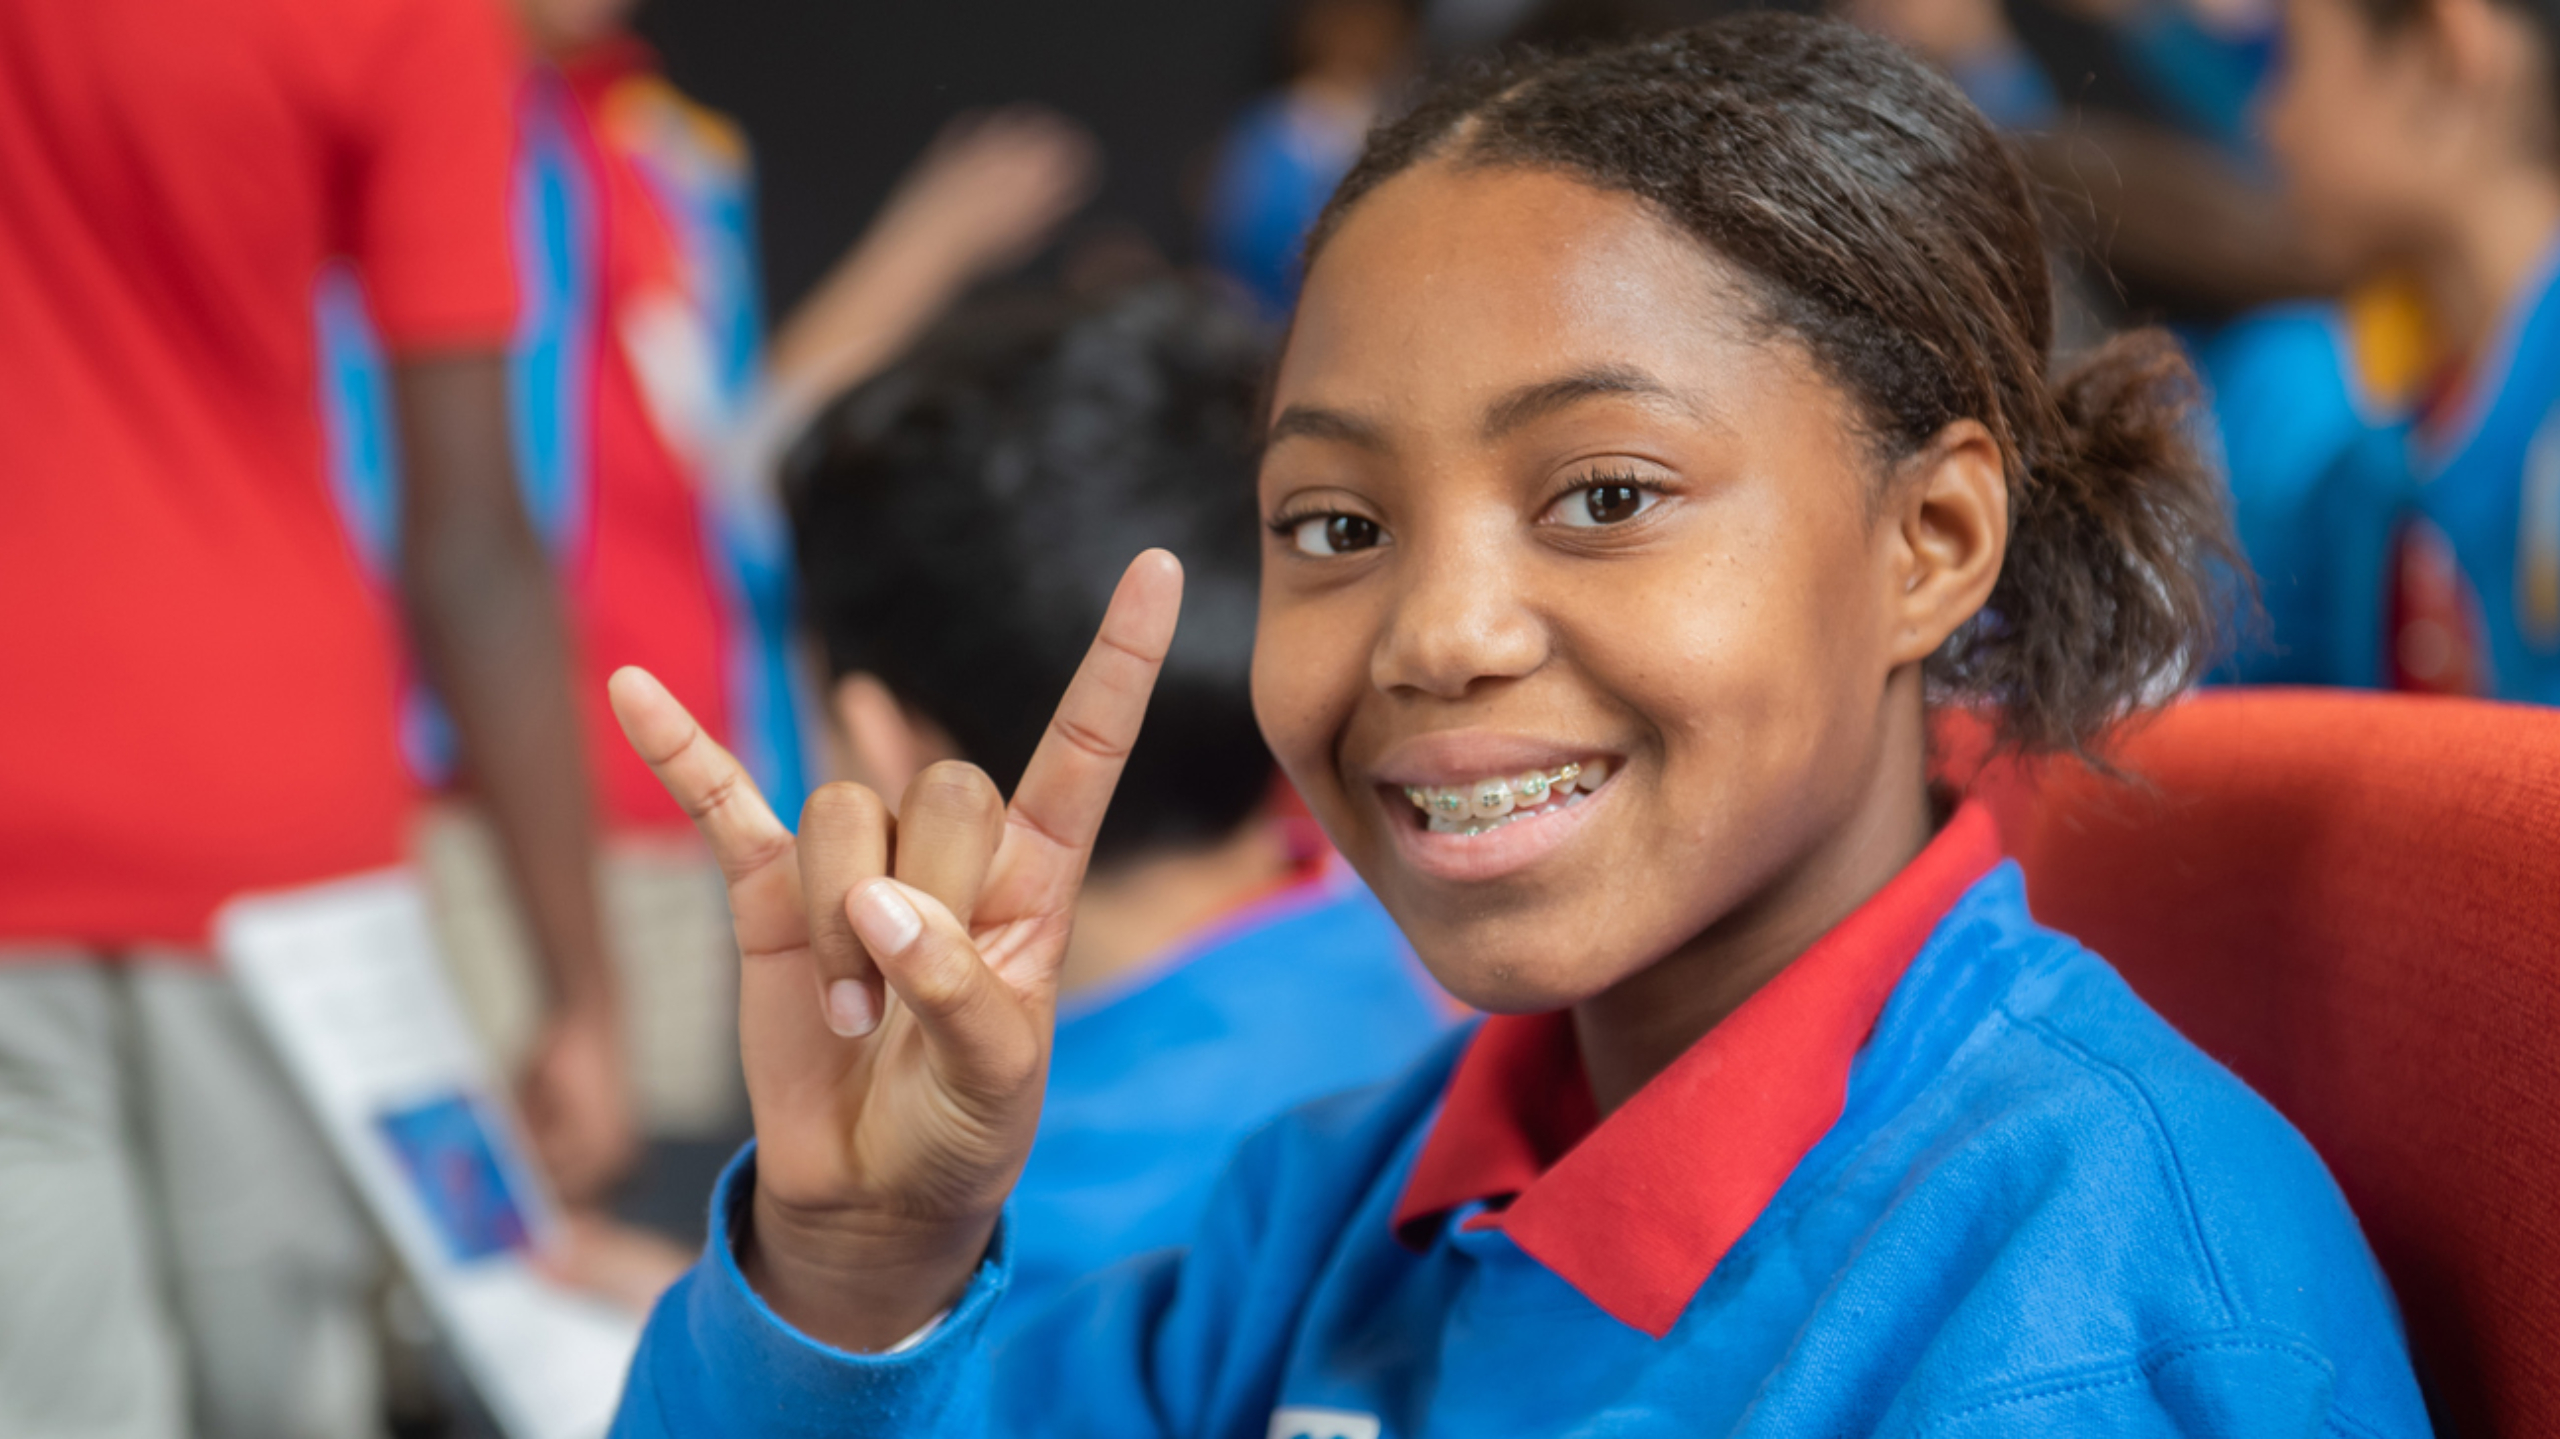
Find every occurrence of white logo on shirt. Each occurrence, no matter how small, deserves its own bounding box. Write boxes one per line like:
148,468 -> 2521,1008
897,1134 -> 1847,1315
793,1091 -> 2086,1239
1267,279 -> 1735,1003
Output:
1268,1407 -> 1381,1439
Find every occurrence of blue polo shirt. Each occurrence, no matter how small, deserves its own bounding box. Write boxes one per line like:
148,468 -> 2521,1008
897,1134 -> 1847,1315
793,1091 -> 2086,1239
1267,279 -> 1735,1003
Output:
2195,303 -> 2413,689
612,806 -> 2427,1437
2396,239 -> 2560,703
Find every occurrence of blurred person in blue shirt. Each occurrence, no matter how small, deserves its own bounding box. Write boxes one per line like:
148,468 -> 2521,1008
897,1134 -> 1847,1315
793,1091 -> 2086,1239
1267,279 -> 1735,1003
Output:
1204,0 -> 1421,314
2189,287 -> 2427,685
785,279 -> 1452,1317
2252,0 -> 2560,699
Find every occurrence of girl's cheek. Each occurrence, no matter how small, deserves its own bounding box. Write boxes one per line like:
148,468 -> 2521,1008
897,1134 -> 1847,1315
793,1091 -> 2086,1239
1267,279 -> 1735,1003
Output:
1251,612 -> 1353,784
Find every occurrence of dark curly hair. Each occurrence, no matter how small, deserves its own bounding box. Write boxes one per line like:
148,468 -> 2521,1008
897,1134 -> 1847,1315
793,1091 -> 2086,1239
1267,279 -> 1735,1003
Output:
1304,12 -> 2243,758
787,280 -> 1274,864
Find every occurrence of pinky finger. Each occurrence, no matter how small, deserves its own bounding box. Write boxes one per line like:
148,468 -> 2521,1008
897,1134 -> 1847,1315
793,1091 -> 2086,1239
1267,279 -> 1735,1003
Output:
607,667 -> 794,881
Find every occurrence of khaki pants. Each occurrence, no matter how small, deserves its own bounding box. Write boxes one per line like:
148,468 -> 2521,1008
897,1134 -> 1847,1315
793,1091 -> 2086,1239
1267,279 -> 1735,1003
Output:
0,957 -> 383,1439
416,805 -> 742,1138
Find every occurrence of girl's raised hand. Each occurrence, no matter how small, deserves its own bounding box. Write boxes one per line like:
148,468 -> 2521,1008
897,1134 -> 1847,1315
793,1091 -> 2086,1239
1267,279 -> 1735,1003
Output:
606,551 -> 1183,1350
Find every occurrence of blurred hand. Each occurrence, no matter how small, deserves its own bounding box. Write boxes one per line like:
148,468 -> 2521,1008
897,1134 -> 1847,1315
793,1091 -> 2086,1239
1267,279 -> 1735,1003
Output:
870,106 -> 1102,287
605,551 -> 1181,1351
537,1211 -> 695,1316
1848,0 -> 2017,66
518,1006 -> 639,1206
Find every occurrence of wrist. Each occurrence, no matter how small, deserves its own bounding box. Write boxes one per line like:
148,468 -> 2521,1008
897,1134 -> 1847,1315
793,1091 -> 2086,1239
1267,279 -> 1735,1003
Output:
540,965 -> 619,1027
741,1186 -> 995,1353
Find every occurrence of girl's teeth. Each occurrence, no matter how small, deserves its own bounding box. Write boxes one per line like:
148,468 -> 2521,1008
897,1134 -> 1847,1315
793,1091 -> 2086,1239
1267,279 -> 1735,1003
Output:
1403,760 -> 1610,831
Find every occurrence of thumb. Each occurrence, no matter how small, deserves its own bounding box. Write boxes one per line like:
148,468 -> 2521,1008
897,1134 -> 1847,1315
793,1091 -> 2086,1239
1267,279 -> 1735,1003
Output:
844,879 -> 1042,1107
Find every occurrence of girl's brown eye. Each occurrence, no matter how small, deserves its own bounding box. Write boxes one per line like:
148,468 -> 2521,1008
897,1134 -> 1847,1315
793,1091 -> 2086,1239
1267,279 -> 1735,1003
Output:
1288,512 -> 1387,556
1549,481 -> 1659,529
1586,484 -> 1645,524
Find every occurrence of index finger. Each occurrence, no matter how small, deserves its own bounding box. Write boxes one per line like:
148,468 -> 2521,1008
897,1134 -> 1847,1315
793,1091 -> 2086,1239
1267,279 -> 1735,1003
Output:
1001,550 -> 1183,891
607,667 -> 795,881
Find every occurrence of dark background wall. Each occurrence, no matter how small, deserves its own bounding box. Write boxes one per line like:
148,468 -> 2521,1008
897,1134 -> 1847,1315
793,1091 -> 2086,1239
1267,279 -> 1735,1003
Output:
633,0 -> 1295,318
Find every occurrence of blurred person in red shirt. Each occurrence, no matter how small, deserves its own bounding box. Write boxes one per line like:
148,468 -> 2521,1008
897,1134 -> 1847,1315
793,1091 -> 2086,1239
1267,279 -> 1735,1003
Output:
314,0 -> 1097,1163
0,0 -> 634,1433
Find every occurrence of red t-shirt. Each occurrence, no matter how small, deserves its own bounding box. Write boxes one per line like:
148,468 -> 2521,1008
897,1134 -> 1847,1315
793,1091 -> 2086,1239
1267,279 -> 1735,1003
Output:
0,0 -> 522,946
559,43 -> 737,832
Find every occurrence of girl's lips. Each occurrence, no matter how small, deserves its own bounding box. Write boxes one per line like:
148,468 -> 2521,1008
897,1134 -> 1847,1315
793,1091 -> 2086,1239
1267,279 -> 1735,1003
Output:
1381,770 -> 1616,885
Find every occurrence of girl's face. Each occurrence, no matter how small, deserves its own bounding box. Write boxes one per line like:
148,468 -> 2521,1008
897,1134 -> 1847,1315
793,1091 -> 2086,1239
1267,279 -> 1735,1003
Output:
2263,0 -> 2442,277
1252,163 -> 1990,1014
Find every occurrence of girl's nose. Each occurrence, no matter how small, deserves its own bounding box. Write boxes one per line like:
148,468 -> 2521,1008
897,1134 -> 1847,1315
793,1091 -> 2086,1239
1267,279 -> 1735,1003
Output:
1369,535 -> 1549,700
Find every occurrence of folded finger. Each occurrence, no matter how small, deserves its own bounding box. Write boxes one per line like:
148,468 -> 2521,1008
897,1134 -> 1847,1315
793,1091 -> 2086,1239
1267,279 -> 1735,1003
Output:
893,761 -> 1004,928
798,782 -> 893,1038
845,880 -> 1040,1111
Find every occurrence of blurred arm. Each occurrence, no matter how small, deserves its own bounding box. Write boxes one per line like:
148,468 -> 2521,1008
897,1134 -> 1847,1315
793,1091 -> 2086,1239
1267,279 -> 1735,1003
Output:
394,351 -> 635,1200
2019,117 -> 2348,318
757,108 -> 1099,439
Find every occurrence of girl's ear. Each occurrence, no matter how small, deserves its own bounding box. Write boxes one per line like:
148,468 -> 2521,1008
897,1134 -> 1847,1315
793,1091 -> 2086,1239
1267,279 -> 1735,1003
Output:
1884,419 -> 2008,667
831,673 -> 963,802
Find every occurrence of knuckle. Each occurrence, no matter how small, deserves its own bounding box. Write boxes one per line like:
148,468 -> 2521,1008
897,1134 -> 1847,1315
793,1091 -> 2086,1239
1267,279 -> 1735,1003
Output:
908,761 -> 1001,821
899,939 -> 973,1011
800,780 -> 886,837
1050,713 -> 1129,763
980,1028 -> 1040,1095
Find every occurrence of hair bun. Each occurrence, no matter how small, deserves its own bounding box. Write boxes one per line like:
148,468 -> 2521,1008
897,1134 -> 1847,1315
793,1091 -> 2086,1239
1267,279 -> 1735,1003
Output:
1942,327 -> 2242,757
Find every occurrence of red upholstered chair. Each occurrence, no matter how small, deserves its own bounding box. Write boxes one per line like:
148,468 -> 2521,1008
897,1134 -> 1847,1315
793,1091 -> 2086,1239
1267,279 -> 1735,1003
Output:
1949,689 -> 2560,1437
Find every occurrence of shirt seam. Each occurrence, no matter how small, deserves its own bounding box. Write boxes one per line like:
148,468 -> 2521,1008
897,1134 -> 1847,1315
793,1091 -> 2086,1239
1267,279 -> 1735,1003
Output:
2004,1003 -> 2241,1329
1918,1327 -> 2340,1433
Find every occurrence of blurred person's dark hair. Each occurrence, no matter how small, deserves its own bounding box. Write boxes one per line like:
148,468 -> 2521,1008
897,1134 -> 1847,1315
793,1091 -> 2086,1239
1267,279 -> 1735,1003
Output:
787,280 -> 1273,865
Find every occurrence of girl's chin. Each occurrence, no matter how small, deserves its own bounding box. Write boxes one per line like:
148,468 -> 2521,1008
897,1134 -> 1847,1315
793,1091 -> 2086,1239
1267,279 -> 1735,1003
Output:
1409,944 -> 1626,1017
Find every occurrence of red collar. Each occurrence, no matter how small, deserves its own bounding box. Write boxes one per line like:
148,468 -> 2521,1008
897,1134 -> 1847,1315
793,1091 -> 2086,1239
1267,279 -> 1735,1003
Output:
1390,802 -> 2002,1337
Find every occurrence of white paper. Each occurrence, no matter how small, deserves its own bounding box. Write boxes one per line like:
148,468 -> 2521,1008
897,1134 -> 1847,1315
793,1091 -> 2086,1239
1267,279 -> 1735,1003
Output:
217,869 -> 641,1439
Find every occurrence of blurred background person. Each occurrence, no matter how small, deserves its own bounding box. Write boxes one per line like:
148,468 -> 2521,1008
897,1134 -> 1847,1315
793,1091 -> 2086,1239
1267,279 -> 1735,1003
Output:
1202,0 -> 1422,314
788,280 -> 1453,1317
0,0 -> 630,1435
317,0 -> 1099,1191
2260,0 -> 2560,701
1839,0 -> 2454,690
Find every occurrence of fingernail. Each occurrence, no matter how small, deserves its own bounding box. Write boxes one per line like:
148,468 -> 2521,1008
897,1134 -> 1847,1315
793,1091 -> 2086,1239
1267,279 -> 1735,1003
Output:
850,881 -> 924,956
825,979 -> 879,1038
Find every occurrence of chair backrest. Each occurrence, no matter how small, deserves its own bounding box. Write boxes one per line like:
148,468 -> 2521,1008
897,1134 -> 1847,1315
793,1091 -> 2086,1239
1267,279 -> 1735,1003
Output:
1955,689 -> 2560,1437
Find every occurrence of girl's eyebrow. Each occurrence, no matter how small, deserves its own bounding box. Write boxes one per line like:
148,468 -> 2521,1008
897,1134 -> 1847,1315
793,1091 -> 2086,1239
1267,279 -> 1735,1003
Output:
1266,366 -> 1710,452
1482,365 -> 1700,440
1267,404 -> 1387,451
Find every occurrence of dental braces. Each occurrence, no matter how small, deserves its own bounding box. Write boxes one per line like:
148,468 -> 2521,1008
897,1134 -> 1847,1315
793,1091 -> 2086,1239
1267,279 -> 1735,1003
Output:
1402,759 -> 1610,824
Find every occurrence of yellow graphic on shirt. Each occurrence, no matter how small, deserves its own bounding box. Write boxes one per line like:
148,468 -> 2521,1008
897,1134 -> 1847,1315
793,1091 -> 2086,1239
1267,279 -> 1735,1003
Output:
2342,272 -> 2437,414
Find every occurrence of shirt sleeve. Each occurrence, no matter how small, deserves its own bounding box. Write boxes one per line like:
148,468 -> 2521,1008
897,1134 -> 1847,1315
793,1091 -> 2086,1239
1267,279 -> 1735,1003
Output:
346,0 -> 521,350
610,1142 -> 1267,1439
610,1147 -> 1012,1439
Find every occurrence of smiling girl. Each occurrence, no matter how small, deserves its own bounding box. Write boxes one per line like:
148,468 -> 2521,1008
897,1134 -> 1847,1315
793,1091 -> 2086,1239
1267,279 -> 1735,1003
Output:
605,15 -> 2426,1435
